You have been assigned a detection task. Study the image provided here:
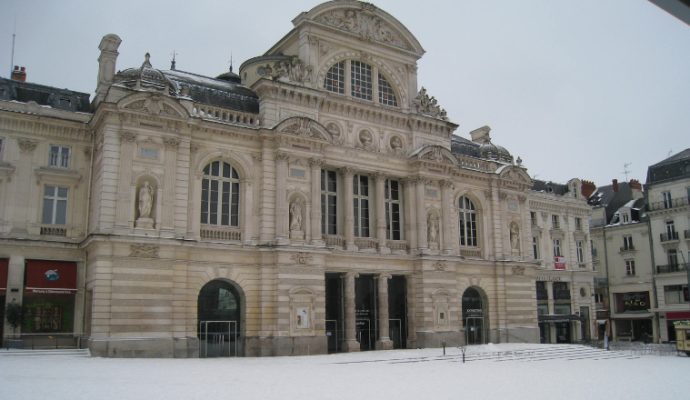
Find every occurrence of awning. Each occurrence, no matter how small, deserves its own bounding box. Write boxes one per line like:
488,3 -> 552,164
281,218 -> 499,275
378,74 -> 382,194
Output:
666,311 -> 690,320
0,258 -> 7,292
25,260 -> 77,294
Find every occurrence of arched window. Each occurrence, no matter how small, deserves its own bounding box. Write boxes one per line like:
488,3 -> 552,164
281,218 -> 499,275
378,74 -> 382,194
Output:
458,196 -> 478,247
201,161 -> 240,227
323,60 -> 398,107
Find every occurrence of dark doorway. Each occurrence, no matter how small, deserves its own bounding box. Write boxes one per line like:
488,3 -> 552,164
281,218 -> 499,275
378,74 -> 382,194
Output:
580,306 -> 591,341
462,287 -> 485,344
0,295 -> 4,347
325,273 -> 344,353
197,280 -> 241,357
388,276 -> 407,349
555,322 -> 571,343
356,274 -> 377,351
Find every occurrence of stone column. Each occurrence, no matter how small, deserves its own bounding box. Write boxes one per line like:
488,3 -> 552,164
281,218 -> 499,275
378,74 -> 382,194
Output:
275,152 -> 289,244
415,178 -> 428,252
344,271 -> 360,352
373,173 -> 389,254
546,281 -> 555,344
309,158 -> 324,246
342,167 -> 356,250
440,180 -> 454,255
116,131 -> 136,228
376,274 -> 393,350
402,179 -> 417,250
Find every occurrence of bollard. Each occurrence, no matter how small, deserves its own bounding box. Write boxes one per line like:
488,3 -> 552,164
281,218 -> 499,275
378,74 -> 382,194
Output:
442,341 -> 446,356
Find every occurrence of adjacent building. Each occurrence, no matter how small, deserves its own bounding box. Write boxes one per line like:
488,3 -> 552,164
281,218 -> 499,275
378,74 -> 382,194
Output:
646,149 -> 690,342
1,1 -> 598,356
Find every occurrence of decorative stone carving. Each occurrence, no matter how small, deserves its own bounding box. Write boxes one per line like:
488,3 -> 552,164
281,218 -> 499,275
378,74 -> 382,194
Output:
389,135 -> 404,154
257,56 -> 313,84
413,87 -> 447,120
290,252 -> 313,265
428,212 -> 440,250
315,9 -> 409,50
120,131 -> 137,143
280,118 -> 326,140
512,265 -> 525,276
289,199 -> 303,232
17,138 -> 38,153
432,261 -> 447,272
326,122 -> 344,144
162,137 -> 180,148
357,130 -> 376,151
130,244 -> 159,258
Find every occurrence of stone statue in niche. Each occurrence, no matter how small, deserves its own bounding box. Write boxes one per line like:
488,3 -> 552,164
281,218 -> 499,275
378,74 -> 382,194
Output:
510,222 -> 520,255
428,213 -> 439,250
289,199 -> 304,240
136,181 -> 155,229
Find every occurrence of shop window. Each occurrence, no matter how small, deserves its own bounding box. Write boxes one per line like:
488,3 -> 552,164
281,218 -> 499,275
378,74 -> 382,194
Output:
22,295 -> 75,333
201,161 -> 240,227
49,145 -> 70,168
553,304 -> 571,315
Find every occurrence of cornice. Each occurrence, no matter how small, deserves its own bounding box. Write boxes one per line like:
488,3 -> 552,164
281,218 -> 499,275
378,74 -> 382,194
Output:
0,110 -> 91,142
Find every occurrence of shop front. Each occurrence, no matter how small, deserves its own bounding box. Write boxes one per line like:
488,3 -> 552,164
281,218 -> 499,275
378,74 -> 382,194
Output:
612,291 -> 653,342
22,260 -> 77,348
664,311 -> 690,342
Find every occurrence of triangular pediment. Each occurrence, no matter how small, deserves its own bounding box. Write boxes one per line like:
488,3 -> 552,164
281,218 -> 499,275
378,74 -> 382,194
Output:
117,93 -> 188,119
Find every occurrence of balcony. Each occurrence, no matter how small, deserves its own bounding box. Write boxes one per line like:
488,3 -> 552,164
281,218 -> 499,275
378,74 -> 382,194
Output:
200,226 -> 241,241
619,245 -> 635,253
354,237 -> 378,250
660,232 -> 679,242
649,197 -> 690,211
40,225 -> 66,237
386,240 -> 409,252
323,234 -> 344,247
656,263 -> 688,274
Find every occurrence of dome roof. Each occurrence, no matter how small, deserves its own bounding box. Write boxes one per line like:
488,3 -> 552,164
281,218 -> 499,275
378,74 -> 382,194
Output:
113,53 -> 177,96
216,67 -> 241,84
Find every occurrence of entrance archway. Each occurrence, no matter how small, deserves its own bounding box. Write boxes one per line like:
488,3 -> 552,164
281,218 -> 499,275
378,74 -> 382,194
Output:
197,279 -> 242,357
462,287 -> 487,345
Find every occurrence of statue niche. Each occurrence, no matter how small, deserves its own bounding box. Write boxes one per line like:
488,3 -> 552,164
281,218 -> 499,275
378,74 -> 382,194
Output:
136,180 -> 155,229
289,197 -> 305,241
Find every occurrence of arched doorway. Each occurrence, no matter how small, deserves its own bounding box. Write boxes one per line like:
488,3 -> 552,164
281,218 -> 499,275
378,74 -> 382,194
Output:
198,279 -> 242,357
462,287 -> 487,345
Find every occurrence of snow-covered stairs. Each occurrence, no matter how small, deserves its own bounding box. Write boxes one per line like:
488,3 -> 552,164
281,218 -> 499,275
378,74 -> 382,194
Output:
0,348 -> 91,358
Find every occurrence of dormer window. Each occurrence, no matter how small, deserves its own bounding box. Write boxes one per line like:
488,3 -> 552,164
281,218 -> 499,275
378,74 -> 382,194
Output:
324,60 -> 398,107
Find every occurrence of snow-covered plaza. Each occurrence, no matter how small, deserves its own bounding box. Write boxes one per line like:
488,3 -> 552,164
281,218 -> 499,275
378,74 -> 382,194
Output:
0,344 -> 687,400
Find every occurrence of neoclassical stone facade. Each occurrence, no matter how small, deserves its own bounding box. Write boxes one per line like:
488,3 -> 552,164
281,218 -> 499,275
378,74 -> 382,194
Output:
0,1 -> 595,357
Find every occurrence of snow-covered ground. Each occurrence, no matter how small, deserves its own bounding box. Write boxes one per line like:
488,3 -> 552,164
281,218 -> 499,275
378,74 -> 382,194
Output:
0,343 -> 686,400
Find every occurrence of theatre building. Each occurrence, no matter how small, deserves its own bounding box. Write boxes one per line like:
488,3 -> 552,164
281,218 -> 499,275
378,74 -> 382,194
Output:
1,1 -> 593,356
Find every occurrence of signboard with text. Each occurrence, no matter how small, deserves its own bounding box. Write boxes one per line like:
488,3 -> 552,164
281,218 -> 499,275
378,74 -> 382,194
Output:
554,256 -> 566,270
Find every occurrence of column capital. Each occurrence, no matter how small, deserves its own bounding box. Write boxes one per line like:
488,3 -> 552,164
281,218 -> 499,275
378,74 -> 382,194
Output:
377,273 -> 392,281
371,172 -> 387,182
439,179 -> 454,190
344,271 -> 360,280
339,166 -> 356,177
308,157 -> 324,168
119,131 -> 137,143
275,151 -> 290,162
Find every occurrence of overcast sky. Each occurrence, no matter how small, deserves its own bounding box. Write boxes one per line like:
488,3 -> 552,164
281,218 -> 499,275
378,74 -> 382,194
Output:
1,0 -> 688,187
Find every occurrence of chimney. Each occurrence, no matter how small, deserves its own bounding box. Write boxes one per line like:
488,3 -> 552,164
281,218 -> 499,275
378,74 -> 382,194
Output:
612,179 -> 619,192
581,180 -> 596,199
469,125 -> 491,144
11,66 -> 26,82
629,179 -> 643,199
95,33 -> 122,106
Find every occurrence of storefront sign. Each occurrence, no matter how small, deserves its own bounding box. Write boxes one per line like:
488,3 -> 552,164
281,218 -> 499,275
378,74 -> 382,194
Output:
536,275 -> 562,282
25,260 -> 77,294
616,292 -> 649,313
554,256 -> 566,270
666,311 -> 690,320
465,308 -> 483,317
0,258 -> 8,292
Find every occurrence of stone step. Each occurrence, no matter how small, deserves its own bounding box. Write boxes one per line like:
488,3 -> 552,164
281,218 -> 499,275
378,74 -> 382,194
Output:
0,348 -> 91,357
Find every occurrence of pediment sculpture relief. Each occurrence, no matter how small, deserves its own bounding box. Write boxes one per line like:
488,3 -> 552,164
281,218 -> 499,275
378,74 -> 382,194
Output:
315,9 -> 409,50
257,56 -> 313,84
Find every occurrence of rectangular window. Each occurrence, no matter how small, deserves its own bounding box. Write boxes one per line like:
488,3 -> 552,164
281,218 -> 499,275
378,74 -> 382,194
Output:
664,285 -> 689,305
625,260 -> 636,276
42,185 -> 68,225
664,220 -> 677,240
350,61 -> 372,101
668,249 -> 678,266
553,239 -> 561,257
530,211 -> 537,226
321,170 -> 338,235
385,179 -> 402,240
662,191 -> 672,209
576,241 -> 584,264
552,215 -> 560,229
0,137 -> 4,159
553,282 -> 571,300
622,213 -> 629,223
536,281 -> 548,300
353,174 -> 370,237
575,217 -> 582,231
622,235 -> 634,251
532,236 -> 540,260
49,145 -> 70,168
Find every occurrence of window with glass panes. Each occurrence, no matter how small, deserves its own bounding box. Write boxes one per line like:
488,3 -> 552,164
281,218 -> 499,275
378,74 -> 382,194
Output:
378,74 -> 397,106
576,241 -> 584,264
385,179 -> 402,240
532,236 -> 540,259
201,161 -> 239,227
49,145 -> 70,168
350,61 -> 372,100
553,239 -> 562,257
662,191 -> 672,209
625,260 -> 636,276
324,61 -> 345,94
458,196 -> 478,247
353,174 -> 370,237
321,170 -> 337,235
42,185 -> 68,225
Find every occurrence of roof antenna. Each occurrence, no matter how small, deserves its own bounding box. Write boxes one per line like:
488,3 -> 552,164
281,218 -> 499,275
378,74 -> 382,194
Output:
170,50 -> 178,70
621,162 -> 631,181
229,51 -> 233,73
9,17 -> 16,78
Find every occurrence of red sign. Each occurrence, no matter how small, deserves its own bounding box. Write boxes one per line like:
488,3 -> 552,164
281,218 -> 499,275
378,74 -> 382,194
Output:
554,256 -> 566,270
25,260 -> 77,294
666,311 -> 690,320
0,258 -> 8,291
